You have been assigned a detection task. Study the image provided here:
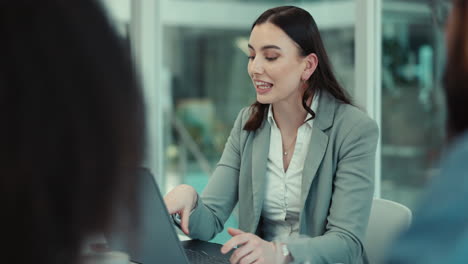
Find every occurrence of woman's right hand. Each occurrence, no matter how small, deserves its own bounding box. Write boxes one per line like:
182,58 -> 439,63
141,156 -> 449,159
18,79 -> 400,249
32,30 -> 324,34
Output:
163,184 -> 198,235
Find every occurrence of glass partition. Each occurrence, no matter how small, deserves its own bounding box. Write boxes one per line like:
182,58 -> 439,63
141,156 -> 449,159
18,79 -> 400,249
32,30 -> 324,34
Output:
128,0 -> 450,244
380,0 -> 447,210
160,0 -> 356,243
101,0 -> 131,38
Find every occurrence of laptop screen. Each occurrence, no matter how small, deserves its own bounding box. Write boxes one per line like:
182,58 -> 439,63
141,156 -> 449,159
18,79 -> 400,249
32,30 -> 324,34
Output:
106,168 -> 190,264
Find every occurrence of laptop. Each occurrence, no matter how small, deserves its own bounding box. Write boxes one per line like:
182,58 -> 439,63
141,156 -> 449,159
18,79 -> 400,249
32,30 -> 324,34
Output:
106,168 -> 231,264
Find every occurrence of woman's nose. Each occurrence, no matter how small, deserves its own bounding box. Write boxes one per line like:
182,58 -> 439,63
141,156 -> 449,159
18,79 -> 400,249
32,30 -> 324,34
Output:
249,58 -> 264,75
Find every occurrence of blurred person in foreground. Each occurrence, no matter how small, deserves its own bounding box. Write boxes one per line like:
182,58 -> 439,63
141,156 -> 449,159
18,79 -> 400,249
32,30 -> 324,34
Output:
386,0 -> 468,263
0,1 -> 145,264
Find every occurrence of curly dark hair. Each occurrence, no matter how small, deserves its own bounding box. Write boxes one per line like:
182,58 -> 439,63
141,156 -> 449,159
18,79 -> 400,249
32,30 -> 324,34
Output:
0,1 -> 145,263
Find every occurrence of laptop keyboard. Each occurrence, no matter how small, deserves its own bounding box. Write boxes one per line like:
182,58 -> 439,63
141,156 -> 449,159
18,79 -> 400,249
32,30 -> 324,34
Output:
184,249 -> 230,264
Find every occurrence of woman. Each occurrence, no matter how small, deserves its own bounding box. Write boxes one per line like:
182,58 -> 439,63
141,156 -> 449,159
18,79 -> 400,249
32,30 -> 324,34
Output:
165,6 -> 378,264
0,1 -> 145,263
386,1 -> 468,263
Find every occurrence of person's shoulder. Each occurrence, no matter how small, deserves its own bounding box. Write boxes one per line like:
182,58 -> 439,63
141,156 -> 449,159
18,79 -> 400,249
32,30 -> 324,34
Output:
233,106 -> 255,128
416,132 -> 468,210
440,132 -> 468,175
333,102 -> 378,133
447,132 -> 468,157
239,106 -> 253,121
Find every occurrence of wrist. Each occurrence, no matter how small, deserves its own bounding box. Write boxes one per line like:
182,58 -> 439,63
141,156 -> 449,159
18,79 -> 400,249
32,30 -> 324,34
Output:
191,192 -> 199,211
276,242 -> 292,264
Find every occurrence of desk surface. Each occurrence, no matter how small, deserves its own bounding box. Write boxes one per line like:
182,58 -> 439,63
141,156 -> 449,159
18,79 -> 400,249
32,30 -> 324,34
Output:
178,234 -> 191,241
182,239 -> 233,260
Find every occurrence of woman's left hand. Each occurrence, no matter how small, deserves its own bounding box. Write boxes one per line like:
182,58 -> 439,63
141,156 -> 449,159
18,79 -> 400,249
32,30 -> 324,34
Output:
221,228 -> 277,264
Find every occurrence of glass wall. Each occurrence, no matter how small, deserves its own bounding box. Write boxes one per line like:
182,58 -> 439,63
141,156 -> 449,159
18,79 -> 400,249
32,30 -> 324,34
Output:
380,0 -> 447,210
129,0 -> 450,244
160,0 -> 356,243
164,26 -> 355,189
101,0 -> 131,38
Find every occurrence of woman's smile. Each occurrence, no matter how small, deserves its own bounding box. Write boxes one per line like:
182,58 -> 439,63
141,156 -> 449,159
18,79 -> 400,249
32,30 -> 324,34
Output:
254,79 -> 274,94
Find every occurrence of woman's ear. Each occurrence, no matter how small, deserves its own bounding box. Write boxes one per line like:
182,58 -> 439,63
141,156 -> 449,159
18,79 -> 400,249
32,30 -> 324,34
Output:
301,53 -> 318,81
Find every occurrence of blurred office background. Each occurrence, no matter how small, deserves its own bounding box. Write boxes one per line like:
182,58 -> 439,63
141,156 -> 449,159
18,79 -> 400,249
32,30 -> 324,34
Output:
102,0 -> 449,243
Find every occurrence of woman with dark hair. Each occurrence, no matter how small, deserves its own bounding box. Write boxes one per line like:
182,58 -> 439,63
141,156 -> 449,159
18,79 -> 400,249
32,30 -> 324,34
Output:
165,6 -> 378,264
386,1 -> 468,263
0,1 -> 145,264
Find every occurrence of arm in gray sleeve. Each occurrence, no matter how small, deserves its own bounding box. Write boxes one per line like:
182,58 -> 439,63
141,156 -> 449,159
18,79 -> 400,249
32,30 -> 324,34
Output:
187,108 -> 249,241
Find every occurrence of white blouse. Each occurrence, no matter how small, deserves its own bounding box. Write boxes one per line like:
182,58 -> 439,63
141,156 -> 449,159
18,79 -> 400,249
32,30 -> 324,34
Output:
261,92 -> 320,242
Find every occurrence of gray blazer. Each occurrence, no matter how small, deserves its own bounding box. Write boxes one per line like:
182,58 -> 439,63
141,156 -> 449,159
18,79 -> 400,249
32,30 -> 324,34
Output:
188,91 -> 379,264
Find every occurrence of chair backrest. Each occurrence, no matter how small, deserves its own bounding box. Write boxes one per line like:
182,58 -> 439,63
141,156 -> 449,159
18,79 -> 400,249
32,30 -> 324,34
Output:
364,198 -> 412,264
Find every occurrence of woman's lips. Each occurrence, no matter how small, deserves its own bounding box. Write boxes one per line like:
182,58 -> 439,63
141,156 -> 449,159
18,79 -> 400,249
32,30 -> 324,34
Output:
254,80 -> 273,94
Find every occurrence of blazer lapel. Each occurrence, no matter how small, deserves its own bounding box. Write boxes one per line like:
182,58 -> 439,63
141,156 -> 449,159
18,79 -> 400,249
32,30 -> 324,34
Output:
300,91 -> 336,210
251,121 -> 270,231
300,128 -> 328,208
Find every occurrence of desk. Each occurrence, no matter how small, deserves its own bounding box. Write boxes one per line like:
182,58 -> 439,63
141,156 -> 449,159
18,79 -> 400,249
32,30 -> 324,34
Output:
177,233 -> 231,257
177,233 -> 232,259
178,234 -> 191,241
86,233 -> 230,263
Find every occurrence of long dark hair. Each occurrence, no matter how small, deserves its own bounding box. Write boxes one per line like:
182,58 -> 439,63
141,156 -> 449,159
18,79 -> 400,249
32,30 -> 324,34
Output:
0,1 -> 145,263
244,6 -> 351,130
444,0 -> 468,142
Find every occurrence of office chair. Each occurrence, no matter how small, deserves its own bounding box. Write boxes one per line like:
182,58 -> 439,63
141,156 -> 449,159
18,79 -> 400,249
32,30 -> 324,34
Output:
364,198 -> 412,264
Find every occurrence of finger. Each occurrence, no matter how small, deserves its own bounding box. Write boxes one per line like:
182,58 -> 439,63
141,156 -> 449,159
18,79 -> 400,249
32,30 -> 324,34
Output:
166,206 -> 180,215
238,248 -> 262,264
163,197 -> 181,215
221,234 -> 251,254
251,258 -> 263,264
228,228 -> 245,237
181,208 -> 191,235
229,241 -> 255,264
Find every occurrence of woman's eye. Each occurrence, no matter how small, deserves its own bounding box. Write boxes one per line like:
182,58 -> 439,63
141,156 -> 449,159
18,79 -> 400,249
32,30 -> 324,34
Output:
266,57 -> 278,61
248,56 -> 255,60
